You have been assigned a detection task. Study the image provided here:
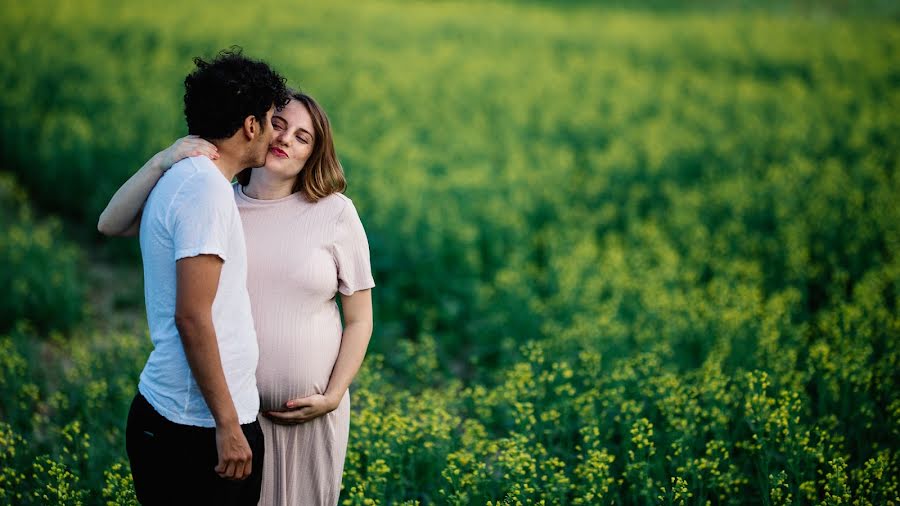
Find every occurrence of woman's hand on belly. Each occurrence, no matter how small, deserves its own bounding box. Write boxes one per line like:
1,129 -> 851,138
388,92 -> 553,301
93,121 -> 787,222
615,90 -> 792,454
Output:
261,393 -> 341,425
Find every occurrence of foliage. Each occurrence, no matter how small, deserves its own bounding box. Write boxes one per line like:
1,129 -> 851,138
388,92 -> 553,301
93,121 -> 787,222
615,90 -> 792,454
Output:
0,174 -> 85,334
0,0 -> 897,504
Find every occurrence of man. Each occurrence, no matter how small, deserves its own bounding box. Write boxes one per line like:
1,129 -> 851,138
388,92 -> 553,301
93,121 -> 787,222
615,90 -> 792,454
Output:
123,48 -> 289,505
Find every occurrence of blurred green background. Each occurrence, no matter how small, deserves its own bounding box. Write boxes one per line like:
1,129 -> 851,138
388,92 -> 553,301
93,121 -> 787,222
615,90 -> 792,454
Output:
1,1 -> 898,504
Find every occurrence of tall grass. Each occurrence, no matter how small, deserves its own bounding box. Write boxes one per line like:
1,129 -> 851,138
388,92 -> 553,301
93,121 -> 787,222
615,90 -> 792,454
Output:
0,0 -> 897,503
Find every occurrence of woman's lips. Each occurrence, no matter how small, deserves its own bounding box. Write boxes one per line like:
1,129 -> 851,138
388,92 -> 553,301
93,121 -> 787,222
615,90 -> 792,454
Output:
270,147 -> 288,158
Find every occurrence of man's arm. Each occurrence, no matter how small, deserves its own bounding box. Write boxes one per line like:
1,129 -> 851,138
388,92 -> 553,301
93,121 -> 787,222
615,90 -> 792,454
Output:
175,254 -> 252,481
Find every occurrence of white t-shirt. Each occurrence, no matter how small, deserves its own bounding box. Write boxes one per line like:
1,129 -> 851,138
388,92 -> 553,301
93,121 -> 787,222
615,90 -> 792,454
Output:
137,156 -> 259,427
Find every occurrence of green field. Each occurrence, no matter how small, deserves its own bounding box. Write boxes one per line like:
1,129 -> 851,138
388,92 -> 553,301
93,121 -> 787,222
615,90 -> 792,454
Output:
1,0 -> 898,504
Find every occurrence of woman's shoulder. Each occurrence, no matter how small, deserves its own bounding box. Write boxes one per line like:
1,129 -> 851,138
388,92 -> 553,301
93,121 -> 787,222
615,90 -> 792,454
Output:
315,192 -> 356,219
320,191 -> 353,205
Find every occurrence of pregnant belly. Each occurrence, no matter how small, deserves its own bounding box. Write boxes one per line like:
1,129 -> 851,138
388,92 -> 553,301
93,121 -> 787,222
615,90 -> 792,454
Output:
254,317 -> 343,412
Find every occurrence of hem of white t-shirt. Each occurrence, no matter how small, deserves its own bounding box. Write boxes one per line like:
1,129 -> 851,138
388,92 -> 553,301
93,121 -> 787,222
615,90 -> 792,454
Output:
138,382 -> 258,427
174,246 -> 227,262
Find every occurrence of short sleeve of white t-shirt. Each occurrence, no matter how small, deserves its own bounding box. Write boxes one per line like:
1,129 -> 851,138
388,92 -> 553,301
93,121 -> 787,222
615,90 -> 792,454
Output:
169,173 -> 234,262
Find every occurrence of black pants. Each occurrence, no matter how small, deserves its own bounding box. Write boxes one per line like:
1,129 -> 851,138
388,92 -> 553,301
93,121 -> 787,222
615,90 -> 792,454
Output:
125,393 -> 264,506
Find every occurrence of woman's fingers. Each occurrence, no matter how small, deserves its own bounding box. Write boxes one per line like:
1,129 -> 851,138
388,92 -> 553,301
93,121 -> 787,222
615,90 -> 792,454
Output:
180,139 -> 218,159
182,136 -> 217,150
190,149 -> 218,159
263,410 -> 308,425
262,411 -> 289,424
286,396 -> 317,409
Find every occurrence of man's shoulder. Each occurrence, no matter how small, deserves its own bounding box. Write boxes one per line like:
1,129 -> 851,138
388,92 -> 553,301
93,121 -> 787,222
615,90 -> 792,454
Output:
171,156 -> 223,183
169,157 -> 232,201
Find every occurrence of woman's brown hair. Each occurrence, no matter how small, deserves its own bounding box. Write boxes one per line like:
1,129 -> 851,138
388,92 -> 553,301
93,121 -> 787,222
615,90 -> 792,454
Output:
236,90 -> 346,201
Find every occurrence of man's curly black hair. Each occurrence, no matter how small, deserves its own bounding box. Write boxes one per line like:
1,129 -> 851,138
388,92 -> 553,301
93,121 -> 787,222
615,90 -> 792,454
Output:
184,47 -> 290,139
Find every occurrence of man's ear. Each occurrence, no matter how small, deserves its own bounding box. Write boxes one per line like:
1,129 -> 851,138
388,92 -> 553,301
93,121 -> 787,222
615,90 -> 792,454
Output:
242,115 -> 259,141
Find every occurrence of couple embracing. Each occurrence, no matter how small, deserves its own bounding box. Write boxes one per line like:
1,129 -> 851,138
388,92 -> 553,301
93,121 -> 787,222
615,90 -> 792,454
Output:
98,48 -> 375,505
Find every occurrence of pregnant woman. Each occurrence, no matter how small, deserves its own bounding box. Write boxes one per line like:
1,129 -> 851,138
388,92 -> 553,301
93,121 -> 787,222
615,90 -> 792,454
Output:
98,90 -> 375,505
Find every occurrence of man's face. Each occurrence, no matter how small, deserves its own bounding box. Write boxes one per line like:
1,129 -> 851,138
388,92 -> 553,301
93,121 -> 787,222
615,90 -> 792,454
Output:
249,105 -> 276,168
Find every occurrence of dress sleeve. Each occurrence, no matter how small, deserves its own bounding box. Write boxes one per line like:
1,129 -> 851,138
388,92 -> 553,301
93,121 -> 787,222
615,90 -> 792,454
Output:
333,199 -> 375,296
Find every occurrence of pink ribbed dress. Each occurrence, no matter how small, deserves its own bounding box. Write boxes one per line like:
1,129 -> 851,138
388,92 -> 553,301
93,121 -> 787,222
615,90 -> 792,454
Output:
233,185 -> 375,506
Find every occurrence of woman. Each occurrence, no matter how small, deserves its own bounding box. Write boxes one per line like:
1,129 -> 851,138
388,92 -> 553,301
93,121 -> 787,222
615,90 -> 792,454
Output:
98,90 -> 375,506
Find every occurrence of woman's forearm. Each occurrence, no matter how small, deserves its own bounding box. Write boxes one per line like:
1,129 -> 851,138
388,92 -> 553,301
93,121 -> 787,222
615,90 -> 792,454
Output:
97,154 -> 166,236
98,136 -> 219,236
324,320 -> 373,405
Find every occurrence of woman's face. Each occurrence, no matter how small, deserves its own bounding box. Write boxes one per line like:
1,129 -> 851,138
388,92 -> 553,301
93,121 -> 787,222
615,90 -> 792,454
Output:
263,99 -> 315,178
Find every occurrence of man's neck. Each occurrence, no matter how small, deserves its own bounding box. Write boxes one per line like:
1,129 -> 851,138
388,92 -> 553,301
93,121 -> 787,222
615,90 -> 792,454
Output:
210,155 -> 243,182
207,137 -> 245,181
